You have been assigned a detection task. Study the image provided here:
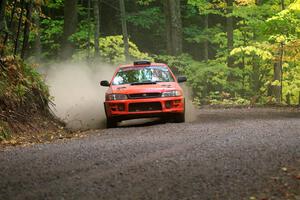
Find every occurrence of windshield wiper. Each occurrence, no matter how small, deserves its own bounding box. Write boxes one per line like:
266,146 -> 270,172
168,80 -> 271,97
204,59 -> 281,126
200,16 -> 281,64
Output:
130,81 -> 158,85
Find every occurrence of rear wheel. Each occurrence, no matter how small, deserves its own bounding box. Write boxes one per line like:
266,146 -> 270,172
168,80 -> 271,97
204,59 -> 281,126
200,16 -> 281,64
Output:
106,118 -> 118,128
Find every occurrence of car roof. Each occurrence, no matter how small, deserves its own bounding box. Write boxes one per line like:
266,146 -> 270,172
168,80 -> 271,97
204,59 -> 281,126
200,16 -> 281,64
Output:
119,62 -> 168,69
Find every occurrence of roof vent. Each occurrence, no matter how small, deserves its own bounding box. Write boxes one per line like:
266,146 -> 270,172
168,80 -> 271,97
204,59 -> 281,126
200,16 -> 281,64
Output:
133,60 -> 151,65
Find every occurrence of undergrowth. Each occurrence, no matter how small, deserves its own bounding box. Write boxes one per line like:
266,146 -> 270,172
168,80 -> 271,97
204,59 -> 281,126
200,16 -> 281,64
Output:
0,56 -> 52,137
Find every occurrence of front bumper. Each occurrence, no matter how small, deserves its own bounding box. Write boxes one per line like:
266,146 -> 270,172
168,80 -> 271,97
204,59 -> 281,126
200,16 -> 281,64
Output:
104,97 -> 184,120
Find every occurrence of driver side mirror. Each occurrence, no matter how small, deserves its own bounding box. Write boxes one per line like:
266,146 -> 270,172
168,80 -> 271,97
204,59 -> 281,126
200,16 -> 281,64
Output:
100,80 -> 110,87
177,76 -> 187,83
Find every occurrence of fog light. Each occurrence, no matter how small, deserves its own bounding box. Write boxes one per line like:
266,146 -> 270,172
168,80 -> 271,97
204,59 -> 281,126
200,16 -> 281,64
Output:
165,101 -> 171,109
118,104 -> 125,111
174,100 -> 181,104
109,103 -> 117,111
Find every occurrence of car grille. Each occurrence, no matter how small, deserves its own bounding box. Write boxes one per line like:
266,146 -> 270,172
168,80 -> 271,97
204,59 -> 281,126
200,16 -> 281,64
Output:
129,102 -> 162,112
128,93 -> 161,99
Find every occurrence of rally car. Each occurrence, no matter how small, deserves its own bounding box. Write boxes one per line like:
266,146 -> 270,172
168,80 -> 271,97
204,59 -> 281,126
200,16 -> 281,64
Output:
100,60 -> 187,128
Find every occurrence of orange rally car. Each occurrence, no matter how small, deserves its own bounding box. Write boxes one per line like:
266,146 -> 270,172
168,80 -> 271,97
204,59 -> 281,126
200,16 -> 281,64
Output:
100,60 -> 187,128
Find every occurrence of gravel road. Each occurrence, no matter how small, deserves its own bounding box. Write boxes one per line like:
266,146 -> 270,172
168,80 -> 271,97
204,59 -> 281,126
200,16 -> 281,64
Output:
0,108 -> 299,200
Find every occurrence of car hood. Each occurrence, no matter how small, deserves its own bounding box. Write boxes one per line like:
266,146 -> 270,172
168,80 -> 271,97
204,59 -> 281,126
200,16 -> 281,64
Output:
109,82 -> 181,94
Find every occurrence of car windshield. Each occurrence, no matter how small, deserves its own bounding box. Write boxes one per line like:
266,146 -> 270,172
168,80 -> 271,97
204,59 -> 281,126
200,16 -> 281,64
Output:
112,66 -> 175,85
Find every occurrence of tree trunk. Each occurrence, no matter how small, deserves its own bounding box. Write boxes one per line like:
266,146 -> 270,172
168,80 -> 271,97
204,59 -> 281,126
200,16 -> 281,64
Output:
226,0 -> 234,67
164,0 -> 182,56
273,44 -> 283,103
93,0 -> 100,57
0,0 -> 7,33
164,1 -> 171,54
251,0 -> 261,95
61,0 -> 77,60
2,0 -> 17,53
87,0 -> 91,59
203,14 -> 209,61
0,0 -> 7,55
281,0 -> 285,9
252,56 -> 260,93
273,0 -> 285,103
119,0 -> 129,61
32,2 -> 42,62
21,1 -> 33,59
14,0 -> 25,56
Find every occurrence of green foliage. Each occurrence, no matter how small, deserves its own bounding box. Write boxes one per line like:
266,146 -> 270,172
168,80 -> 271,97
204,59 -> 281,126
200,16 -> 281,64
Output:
72,35 -> 152,64
155,54 -> 247,104
99,35 -> 152,64
40,18 -> 64,58
70,19 -> 93,48
126,7 -> 163,29
184,25 -> 223,44
184,0 -> 300,105
266,2 -> 300,38
46,0 -> 64,9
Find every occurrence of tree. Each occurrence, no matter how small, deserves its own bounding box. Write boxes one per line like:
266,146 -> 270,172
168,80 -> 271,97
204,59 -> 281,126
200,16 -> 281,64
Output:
273,0 -> 285,103
14,0 -> 25,56
32,2 -> 42,61
21,0 -> 33,59
119,0 -> 129,61
226,0 -> 234,68
203,14 -> 209,61
0,0 -> 7,33
61,0 -> 78,59
93,0 -> 101,57
0,0 -> 7,56
164,0 -> 183,56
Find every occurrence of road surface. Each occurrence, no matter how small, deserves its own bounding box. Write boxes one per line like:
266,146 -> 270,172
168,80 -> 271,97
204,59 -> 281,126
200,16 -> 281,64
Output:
0,108 -> 299,200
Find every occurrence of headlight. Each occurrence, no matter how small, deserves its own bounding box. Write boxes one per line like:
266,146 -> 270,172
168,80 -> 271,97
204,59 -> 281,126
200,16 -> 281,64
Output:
161,90 -> 182,97
106,94 -> 128,101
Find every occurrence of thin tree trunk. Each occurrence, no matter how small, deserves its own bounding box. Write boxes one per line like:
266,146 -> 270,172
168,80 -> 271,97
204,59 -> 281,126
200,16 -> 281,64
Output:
164,1 -> 172,54
21,1 -> 33,59
119,0 -> 129,61
164,0 -> 182,56
87,0 -> 91,59
2,0 -> 17,56
61,0 -> 77,60
0,0 -> 7,32
93,0 -> 100,57
273,0 -> 285,103
0,0 -> 7,56
281,0 -> 285,9
33,2 -> 41,61
226,0 -> 234,68
273,44 -> 284,103
203,14 -> 209,61
273,58 -> 281,103
14,0 -> 25,56
251,0 -> 261,96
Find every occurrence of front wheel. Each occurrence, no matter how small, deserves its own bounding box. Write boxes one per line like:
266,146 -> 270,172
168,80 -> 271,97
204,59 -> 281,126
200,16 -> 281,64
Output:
174,113 -> 185,123
106,118 -> 118,128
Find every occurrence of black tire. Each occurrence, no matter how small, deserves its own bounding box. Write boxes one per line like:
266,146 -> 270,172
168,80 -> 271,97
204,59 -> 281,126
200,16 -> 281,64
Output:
174,99 -> 185,123
174,113 -> 185,123
106,118 -> 118,128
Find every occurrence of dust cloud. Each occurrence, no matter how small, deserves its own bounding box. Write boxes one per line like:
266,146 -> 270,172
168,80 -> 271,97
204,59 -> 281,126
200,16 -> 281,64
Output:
44,62 -> 116,130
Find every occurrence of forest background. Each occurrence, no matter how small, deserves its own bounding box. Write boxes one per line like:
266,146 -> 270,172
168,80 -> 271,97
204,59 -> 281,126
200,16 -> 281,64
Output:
1,0 -> 300,111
